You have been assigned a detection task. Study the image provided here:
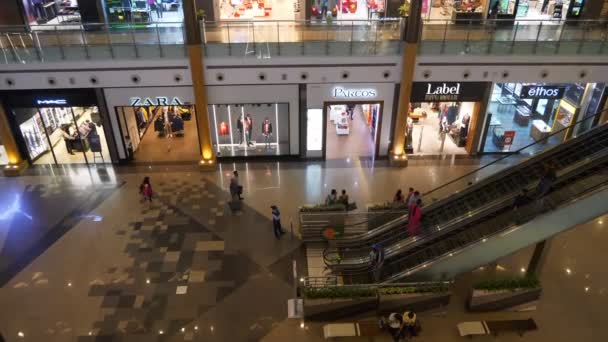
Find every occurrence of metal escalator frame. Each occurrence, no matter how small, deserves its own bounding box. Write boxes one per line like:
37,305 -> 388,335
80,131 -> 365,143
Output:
332,152 -> 608,280
329,113 -> 608,249
382,158 -> 608,282
324,126 -> 608,270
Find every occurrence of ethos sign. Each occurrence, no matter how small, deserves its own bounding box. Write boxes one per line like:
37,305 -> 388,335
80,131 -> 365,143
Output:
130,96 -> 184,106
411,82 -> 489,102
332,87 -> 377,99
519,85 -> 565,99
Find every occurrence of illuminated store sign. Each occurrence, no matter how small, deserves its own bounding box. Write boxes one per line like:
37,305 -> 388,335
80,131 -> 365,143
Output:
130,96 -> 184,106
411,82 -> 489,102
36,99 -> 67,105
519,86 -> 565,99
332,87 -> 377,99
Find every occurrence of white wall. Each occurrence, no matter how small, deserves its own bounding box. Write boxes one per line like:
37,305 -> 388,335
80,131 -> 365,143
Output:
307,83 -> 396,157
103,86 -> 196,159
206,85 -> 300,155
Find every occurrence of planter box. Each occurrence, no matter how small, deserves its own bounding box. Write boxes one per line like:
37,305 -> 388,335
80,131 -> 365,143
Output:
378,292 -> 451,315
467,288 -> 542,312
303,296 -> 378,321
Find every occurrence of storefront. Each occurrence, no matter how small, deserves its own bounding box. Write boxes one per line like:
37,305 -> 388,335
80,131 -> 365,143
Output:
305,83 -> 395,159
104,86 -> 199,163
217,0 -> 303,20
0,89 -> 114,166
422,0 -> 487,21
310,0 -> 386,21
407,82 -> 490,155
207,84 -> 299,158
487,0 -> 586,21
479,82 -> 607,153
103,0 -> 184,24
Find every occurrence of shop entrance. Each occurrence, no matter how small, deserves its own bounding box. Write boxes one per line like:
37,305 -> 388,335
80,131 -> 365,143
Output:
407,102 -> 475,155
324,102 -> 382,160
14,105 -> 111,165
116,104 -> 200,162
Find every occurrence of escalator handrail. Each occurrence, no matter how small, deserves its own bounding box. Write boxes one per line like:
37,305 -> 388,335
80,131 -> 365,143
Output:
328,109 -> 608,244
382,163 -> 608,282
330,153 -> 608,276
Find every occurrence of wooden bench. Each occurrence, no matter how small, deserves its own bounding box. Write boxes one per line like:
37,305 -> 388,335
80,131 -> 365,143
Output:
457,318 -> 537,338
323,320 -> 383,339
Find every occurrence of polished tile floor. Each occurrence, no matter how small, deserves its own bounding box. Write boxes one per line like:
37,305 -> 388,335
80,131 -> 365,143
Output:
0,158 -> 605,341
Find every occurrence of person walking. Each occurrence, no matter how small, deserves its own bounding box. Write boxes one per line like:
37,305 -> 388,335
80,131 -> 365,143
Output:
535,164 -> 557,212
405,187 -> 414,205
369,243 -> 385,282
393,189 -> 404,203
408,199 -> 422,236
230,170 -> 243,200
139,176 -> 153,204
408,190 -> 421,216
271,205 -> 285,239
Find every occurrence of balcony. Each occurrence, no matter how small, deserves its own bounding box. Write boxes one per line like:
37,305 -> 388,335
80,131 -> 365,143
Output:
0,19 -> 606,65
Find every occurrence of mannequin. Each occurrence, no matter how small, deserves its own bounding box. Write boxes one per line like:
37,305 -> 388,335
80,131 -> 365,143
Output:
246,114 -> 253,146
262,117 -> 273,148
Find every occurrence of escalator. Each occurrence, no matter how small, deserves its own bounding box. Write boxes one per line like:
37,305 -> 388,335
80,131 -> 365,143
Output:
340,148 -> 608,283
323,115 -> 608,278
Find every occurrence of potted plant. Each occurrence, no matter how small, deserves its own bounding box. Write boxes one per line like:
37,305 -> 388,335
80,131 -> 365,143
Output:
468,276 -> 542,312
303,286 -> 378,321
398,1 -> 411,17
378,283 -> 451,314
196,9 -> 205,21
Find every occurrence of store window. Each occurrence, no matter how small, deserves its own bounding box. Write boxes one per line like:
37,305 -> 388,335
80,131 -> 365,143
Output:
22,0 -> 81,25
480,82 -> 606,153
422,0 -> 486,21
14,105 -> 110,165
486,0 -> 585,20
209,103 -> 289,157
219,0 -> 300,20
104,0 -> 184,24
325,102 -> 381,159
116,104 -> 199,162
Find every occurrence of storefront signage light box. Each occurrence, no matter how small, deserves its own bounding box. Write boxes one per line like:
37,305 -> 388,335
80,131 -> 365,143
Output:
129,97 -> 184,106
331,87 -> 377,99
36,99 -> 68,105
411,82 -> 489,102
519,86 -> 565,100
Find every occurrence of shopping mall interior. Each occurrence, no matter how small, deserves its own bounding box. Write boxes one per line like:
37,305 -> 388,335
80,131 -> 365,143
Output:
325,103 -> 380,159
117,105 -> 200,163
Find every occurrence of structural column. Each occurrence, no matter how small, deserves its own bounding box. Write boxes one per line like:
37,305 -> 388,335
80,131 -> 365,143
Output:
183,0 -> 216,168
391,0 -> 422,166
0,102 -> 27,176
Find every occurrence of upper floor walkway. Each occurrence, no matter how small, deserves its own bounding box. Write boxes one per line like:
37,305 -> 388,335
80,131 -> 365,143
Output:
0,18 -> 606,65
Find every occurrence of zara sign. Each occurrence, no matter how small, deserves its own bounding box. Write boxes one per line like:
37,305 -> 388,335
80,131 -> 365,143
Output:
332,87 -> 377,99
129,96 -> 184,106
519,85 -> 565,100
411,82 -> 489,102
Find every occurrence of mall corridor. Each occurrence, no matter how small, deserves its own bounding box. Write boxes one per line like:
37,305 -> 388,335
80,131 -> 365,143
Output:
0,156 -> 606,341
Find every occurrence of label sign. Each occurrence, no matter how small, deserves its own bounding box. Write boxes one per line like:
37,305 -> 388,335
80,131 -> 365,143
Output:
503,130 -> 516,146
130,96 -> 184,106
332,87 -> 377,99
519,86 -> 565,99
36,99 -> 68,105
411,82 -> 489,102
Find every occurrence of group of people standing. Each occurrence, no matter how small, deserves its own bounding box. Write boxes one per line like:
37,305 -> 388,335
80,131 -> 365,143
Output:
325,188 -> 350,207
394,187 -> 423,236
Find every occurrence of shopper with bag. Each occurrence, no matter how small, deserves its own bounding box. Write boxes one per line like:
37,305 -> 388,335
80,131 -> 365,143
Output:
139,176 -> 153,204
230,170 -> 243,200
271,205 -> 286,239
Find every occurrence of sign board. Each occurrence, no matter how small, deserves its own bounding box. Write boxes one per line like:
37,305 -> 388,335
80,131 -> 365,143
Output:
503,130 -> 516,146
519,85 -> 565,99
411,82 -> 489,102
0,89 -> 98,108
129,96 -> 185,106
331,87 -> 377,99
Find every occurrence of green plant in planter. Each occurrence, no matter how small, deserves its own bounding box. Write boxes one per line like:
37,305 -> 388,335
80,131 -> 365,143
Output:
196,9 -> 205,21
303,286 -> 376,299
398,1 -> 411,17
326,14 -> 333,25
473,276 -> 540,291
300,203 -> 346,212
378,283 -> 449,295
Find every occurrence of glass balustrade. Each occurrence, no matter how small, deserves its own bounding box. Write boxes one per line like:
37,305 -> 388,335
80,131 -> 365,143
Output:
0,18 -> 606,64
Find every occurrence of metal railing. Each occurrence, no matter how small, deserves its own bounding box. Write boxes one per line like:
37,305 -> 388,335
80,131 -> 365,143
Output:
1,18 -> 607,64
420,18 -> 608,55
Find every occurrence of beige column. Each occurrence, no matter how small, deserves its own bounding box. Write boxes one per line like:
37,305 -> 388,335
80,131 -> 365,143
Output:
0,102 -> 27,176
183,0 -> 215,168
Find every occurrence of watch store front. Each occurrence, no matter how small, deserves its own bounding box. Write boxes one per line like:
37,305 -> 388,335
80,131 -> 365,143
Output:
207,84 -> 299,159
0,89 -> 114,166
104,86 -> 200,163
305,83 -> 395,160
407,82 -> 490,155
479,82 -> 607,154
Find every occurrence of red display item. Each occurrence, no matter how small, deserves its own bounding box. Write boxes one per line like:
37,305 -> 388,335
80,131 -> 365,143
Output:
332,5 -> 338,16
219,121 -> 229,136
368,0 -> 378,9
312,5 -> 319,16
341,0 -> 349,13
349,0 -> 358,13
